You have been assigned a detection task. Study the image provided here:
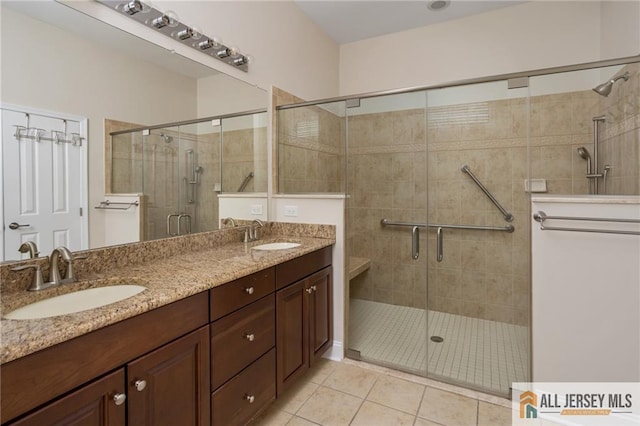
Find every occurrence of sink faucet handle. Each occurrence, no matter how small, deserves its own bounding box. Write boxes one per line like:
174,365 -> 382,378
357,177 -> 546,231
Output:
65,253 -> 87,282
11,264 -> 51,292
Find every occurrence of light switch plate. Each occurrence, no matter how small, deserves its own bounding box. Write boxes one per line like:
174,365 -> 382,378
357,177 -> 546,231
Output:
284,205 -> 298,217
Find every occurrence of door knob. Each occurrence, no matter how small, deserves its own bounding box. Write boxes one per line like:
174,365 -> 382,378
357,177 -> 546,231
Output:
8,222 -> 30,230
134,379 -> 147,391
113,393 -> 126,406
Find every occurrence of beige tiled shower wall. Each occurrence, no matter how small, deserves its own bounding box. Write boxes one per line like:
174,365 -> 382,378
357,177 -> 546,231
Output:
221,127 -> 268,193
599,62 -> 640,195
277,104 -> 346,193
348,109 -> 428,310
349,87 -> 608,325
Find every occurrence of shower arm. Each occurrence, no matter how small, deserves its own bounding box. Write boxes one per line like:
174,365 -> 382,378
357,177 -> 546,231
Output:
461,165 -> 513,222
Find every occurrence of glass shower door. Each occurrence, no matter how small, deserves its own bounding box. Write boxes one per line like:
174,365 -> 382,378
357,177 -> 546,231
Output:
424,80 -> 530,396
346,91 -> 429,376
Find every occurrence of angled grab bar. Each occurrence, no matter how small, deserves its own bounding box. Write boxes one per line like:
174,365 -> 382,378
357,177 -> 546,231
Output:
461,165 -> 513,222
237,171 -> 254,192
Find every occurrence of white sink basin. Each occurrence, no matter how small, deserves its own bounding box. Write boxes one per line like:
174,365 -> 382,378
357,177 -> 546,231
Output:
4,285 -> 147,320
252,242 -> 301,251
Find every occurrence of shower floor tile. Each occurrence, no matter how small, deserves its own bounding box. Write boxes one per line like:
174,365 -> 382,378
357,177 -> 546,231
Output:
348,298 -> 529,396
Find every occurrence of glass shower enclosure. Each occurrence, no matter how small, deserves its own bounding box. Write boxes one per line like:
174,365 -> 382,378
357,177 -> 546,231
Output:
276,57 -> 638,399
109,110 -> 267,241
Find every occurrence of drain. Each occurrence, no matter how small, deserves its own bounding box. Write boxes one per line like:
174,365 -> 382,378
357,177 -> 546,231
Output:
430,336 -> 444,343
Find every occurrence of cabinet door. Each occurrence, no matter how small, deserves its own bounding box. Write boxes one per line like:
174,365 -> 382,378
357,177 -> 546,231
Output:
127,326 -> 210,426
308,266 -> 332,366
9,369 -> 125,426
276,279 -> 309,395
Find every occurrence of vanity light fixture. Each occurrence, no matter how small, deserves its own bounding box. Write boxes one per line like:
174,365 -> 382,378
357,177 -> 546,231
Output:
98,0 -> 250,72
151,12 -> 179,29
122,0 -> 148,15
176,28 -> 202,41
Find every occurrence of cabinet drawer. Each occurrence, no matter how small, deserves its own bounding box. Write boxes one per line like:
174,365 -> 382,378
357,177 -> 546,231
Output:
211,348 -> 276,426
210,268 -> 275,321
211,295 -> 275,390
275,246 -> 331,290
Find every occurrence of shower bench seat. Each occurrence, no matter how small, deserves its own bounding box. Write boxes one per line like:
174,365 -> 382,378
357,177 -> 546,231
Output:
349,257 -> 371,280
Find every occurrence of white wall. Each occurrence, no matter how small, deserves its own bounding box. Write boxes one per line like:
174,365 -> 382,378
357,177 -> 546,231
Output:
600,1 -> 640,60
339,1 -> 607,95
0,7 -> 198,249
272,196 -> 346,361
197,74 -> 266,118
69,0 -> 340,102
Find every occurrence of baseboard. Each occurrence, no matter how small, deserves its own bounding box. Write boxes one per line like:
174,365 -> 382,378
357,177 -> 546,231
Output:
321,340 -> 343,361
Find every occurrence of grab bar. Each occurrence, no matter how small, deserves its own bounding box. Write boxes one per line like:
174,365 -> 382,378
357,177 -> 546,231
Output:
237,172 -> 254,192
381,218 -> 515,262
533,211 -> 640,236
461,165 -> 513,222
380,219 -> 515,233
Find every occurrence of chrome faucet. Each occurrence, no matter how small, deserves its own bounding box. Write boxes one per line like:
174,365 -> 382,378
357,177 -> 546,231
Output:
49,246 -> 86,285
18,241 -> 40,258
249,219 -> 264,242
221,217 -> 238,228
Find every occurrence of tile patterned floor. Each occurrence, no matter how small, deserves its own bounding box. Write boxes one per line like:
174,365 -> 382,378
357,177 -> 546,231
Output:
252,358 -> 517,426
348,299 -> 529,396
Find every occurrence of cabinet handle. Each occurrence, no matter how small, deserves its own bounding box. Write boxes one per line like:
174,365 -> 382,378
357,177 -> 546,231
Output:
134,379 -> 147,392
311,285 -> 317,292
305,288 -> 313,294
113,393 -> 126,406
244,333 -> 255,342
244,287 -> 254,295
244,394 -> 255,404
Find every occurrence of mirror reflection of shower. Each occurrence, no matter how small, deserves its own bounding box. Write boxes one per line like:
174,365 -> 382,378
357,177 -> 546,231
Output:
185,149 -> 203,203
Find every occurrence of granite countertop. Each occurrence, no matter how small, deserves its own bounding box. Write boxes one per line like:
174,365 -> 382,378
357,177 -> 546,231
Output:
0,235 -> 334,365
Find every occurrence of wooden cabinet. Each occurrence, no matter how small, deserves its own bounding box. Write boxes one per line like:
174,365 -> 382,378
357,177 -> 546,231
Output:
209,268 -> 276,425
127,326 -> 210,426
2,293 -> 209,425
10,327 -> 210,426
211,349 -> 276,426
9,370 -> 126,426
275,246 -> 332,396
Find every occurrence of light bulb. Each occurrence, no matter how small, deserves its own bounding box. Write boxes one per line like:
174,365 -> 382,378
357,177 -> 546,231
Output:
165,10 -> 179,28
228,45 -> 240,58
123,0 -> 149,15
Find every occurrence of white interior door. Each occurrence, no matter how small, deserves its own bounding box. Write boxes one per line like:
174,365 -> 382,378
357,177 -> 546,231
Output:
1,107 -> 87,261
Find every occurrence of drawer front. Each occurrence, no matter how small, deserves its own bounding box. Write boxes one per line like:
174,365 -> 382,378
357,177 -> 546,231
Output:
275,246 -> 332,290
210,268 -> 275,321
211,348 -> 276,426
211,295 -> 275,390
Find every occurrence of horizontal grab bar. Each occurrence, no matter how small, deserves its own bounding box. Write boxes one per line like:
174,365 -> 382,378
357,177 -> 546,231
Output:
380,219 -> 514,233
461,165 -> 513,222
533,211 -> 640,236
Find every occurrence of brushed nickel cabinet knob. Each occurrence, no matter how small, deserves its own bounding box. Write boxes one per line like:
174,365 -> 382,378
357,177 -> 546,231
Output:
113,393 -> 126,406
134,379 -> 147,392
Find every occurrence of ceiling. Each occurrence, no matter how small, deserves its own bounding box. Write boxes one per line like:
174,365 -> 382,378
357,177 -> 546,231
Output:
294,0 -> 526,44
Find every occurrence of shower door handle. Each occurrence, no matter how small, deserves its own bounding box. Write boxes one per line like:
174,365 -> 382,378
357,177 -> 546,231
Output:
178,214 -> 192,235
436,227 -> 444,262
167,214 -> 180,236
411,226 -> 420,260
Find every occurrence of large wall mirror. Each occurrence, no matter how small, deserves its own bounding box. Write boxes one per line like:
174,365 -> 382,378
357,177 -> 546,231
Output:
1,1 -> 267,261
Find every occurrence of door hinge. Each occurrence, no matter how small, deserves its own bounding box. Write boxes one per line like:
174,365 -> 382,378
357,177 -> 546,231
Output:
79,207 -> 83,216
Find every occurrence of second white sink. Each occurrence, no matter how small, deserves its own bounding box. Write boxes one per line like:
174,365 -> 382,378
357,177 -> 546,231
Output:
4,285 -> 147,320
252,242 -> 301,251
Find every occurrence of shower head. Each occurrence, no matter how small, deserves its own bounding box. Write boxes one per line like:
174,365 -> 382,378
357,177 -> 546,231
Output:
592,71 -> 630,97
160,133 -> 173,143
577,146 -> 592,174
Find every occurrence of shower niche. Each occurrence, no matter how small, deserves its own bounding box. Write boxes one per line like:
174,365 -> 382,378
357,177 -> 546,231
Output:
108,110 -> 267,241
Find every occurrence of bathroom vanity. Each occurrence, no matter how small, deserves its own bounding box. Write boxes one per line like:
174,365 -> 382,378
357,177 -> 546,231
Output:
0,225 -> 334,426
